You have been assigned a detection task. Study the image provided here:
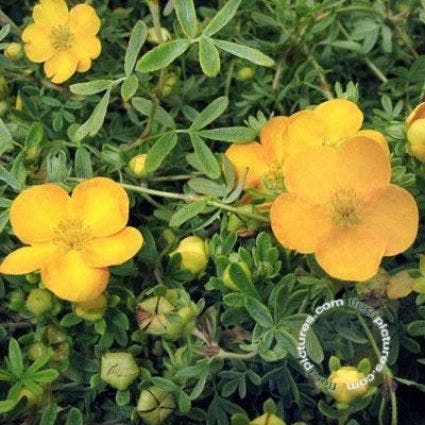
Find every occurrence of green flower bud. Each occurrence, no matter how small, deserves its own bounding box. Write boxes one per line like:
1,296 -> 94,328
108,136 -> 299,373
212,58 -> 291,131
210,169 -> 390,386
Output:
45,326 -> 68,345
4,42 -> 22,59
147,27 -> 171,44
223,261 -> 252,291
25,272 -> 40,284
137,386 -> 176,425
237,67 -> 255,81
26,146 -> 40,161
28,342 -> 49,361
129,154 -> 148,177
26,288 -> 53,316
250,414 -> 286,425
136,296 -> 175,335
51,341 -> 70,362
171,236 -> 208,274
101,352 -> 140,390
74,294 -> 107,321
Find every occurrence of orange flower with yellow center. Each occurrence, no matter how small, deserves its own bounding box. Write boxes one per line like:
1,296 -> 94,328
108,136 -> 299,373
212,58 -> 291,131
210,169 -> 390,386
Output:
22,0 -> 101,84
270,137 -> 418,281
0,178 -> 143,302
225,99 -> 389,190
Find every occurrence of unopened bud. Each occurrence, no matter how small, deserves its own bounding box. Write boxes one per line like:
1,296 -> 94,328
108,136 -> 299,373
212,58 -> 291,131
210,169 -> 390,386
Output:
147,27 -> 171,44
171,236 -> 208,274
237,67 -> 255,81
251,414 -> 286,425
406,102 -> 425,162
74,294 -> 107,321
387,270 -> 414,300
129,154 -> 148,177
4,42 -> 22,59
101,352 -> 139,390
26,288 -> 53,316
137,386 -> 176,425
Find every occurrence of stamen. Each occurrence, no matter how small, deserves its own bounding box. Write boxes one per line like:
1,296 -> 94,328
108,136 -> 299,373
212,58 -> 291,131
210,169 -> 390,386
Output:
52,218 -> 90,251
328,189 -> 361,226
50,25 -> 73,51
264,161 -> 284,190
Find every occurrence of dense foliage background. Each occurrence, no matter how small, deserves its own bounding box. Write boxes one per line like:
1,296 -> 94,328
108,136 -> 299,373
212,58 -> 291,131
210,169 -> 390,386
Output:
0,0 -> 425,424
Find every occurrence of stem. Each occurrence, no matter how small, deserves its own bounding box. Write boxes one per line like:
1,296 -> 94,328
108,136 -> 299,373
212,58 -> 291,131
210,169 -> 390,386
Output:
216,348 -> 257,360
0,9 -> 21,36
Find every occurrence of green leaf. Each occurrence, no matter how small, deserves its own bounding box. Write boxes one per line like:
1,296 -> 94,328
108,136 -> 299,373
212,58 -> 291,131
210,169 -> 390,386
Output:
0,210 -> 10,234
116,389 -> 131,406
326,40 -> 363,52
174,0 -> 197,38
203,0 -> 242,37
0,117 -> 15,155
0,165 -> 21,190
178,390 -> 191,414
170,199 -> 208,228
151,377 -> 180,391
188,177 -> 226,197
213,39 -> 275,67
26,351 -> 51,375
190,134 -> 221,179
145,132 -> 178,172
199,37 -> 221,77
30,369 -> 59,383
190,96 -> 228,131
25,122 -> 43,148
60,313 -> 83,327
0,399 -> 16,414
121,74 -> 139,102
132,97 -> 175,128
70,80 -> 114,95
0,25 -> 10,42
40,403 -> 58,425
317,401 -> 340,419
136,39 -> 190,73
65,408 -> 84,425
227,263 -> 260,299
8,338 -> 23,378
197,126 -> 256,142
74,89 -> 111,142
244,296 -> 273,328
74,146 -> 93,178
407,320 -> 425,336
124,20 -> 147,76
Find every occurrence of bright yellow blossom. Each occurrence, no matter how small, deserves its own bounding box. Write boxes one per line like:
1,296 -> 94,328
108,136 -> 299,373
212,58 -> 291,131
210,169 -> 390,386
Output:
406,102 -> 425,161
0,178 -> 143,302
22,0 -> 101,84
270,137 -> 418,281
329,366 -> 368,404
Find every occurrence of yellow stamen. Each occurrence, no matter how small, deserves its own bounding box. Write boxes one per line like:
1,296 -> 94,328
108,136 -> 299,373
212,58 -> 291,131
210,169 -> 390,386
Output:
264,161 -> 284,190
50,25 -> 73,51
328,189 -> 361,226
52,218 -> 90,251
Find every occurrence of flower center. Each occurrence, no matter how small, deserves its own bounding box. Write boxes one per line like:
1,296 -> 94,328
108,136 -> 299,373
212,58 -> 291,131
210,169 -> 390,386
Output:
50,25 -> 73,51
52,218 -> 90,251
328,189 -> 361,226
265,161 -> 284,190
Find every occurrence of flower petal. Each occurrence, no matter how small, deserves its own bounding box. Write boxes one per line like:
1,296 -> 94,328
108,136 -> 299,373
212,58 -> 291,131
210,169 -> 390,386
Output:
315,225 -> 386,281
22,24 -> 55,62
406,102 -> 425,126
10,184 -> 70,243
361,185 -> 418,256
260,116 -> 289,163
270,193 -> 331,253
33,0 -> 69,27
225,142 -> 269,189
72,34 -> 102,60
44,51 -> 79,84
71,177 -> 129,238
407,118 -> 425,161
41,250 -> 109,302
83,227 -> 144,268
69,4 -> 101,35
356,129 -> 390,156
314,99 -> 363,143
0,244 -> 58,275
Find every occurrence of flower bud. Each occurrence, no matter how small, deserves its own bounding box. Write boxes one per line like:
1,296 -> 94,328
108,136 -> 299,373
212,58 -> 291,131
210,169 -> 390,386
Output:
223,261 -> 252,291
4,42 -> 22,59
250,414 -> 286,425
162,73 -> 178,97
26,146 -> 40,161
15,94 -> 22,111
237,67 -> 255,81
171,236 -> 208,274
328,366 -> 368,404
386,270 -> 414,300
28,342 -> 49,361
25,272 -> 40,284
74,294 -> 107,321
136,296 -> 175,335
45,326 -> 68,345
406,102 -> 425,161
137,386 -> 176,425
26,288 -> 53,316
129,154 -> 148,177
101,352 -> 139,390
147,27 -> 171,44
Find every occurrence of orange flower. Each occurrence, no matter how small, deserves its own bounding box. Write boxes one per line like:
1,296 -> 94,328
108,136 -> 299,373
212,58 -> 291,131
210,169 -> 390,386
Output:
270,137 -> 418,281
0,178 -> 143,302
406,102 -> 425,161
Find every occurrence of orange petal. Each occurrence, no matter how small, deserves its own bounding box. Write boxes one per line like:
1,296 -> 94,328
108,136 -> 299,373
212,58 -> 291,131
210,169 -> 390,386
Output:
0,244 -> 58,275
69,4 -> 101,35
407,118 -> 425,161
362,185 -> 418,256
315,99 -> 363,143
22,24 -> 55,63
33,0 -> 69,27
41,250 -> 109,302
83,227 -> 144,268
10,184 -> 70,244
71,177 -> 129,238
406,102 -> 425,127
315,225 -> 386,281
44,51 -> 79,84
356,129 -> 390,156
225,143 -> 269,189
260,116 -> 289,163
270,193 -> 331,253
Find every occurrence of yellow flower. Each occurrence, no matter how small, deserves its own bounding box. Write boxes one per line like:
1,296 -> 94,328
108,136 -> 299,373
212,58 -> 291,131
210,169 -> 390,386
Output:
329,366 -> 368,404
406,102 -> 425,161
0,177 -> 143,302
270,137 -> 418,281
22,0 -> 101,84
129,154 -> 148,177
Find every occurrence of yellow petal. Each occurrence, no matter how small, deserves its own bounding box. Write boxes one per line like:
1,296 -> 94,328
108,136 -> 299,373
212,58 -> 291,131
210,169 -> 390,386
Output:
406,102 -> 425,127
314,99 -> 363,143
356,129 -> 390,156
71,177 -> 129,238
84,227 -> 144,268
72,34 -> 102,59
33,0 -> 69,27
316,225 -> 386,281
22,24 -> 55,63
41,250 -> 109,302
362,185 -> 418,256
44,51 -> 79,84
260,116 -> 289,163
0,244 -> 58,275
69,4 -> 101,35
407,118 -> 425,161
225,143 -> 269,189
77,57 -> 91,73
10,184 -> 70,244
270,193 -> 331,253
